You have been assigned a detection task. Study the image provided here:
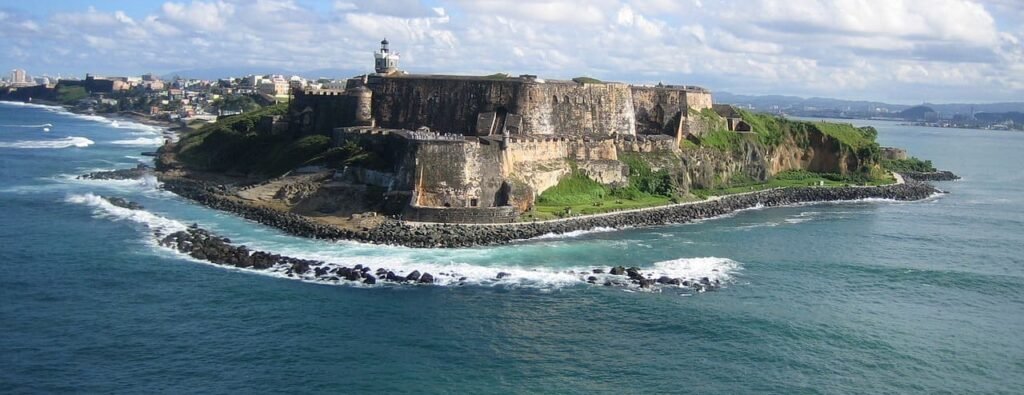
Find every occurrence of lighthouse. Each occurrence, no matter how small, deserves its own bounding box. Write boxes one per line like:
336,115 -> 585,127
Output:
374,38 -> 400,75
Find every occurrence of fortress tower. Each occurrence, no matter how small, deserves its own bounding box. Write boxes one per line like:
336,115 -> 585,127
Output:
374,39 -> 400,75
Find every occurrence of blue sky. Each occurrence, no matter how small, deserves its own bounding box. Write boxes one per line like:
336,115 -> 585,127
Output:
1,0 -> 1022,104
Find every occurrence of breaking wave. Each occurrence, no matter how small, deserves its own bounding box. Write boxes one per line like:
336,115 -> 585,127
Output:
530,226 -> 619,240
0,123 -> 53,128
0,136 -> 94,149
110,137 -> 165,146
64,193 -> 742,290
65,193 -> 187,236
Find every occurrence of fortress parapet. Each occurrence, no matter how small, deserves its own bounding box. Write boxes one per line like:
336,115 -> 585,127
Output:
293,39 -> 730,223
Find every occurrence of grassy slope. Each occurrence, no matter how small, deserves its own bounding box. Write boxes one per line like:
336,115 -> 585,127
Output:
174,103 -> 340,177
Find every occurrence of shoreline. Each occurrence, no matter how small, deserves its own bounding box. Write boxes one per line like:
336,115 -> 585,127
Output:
0,99 -> 180,130
157,175 -> 942,248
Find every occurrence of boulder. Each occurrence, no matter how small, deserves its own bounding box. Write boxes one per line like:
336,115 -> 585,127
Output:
419,273 -> 434,284
363,275 -> 376,285
610,266 -> 626,275
496,272 -> 511,279
405,270 -> 421,282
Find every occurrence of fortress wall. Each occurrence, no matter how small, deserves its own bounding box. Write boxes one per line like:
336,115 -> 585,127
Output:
292,90 -> 357,136
631,87 -> 715,137
615,137 -> 679,153
631,87 -> 688,136
370,77 -> 522,135
687,91 -> 713,111
567,139 -> 619,161
520,82 -> 636,137
402,205 -> 517,224
578,160 -> 629,187
409,139 -> 508,208
408,140 -> 475,208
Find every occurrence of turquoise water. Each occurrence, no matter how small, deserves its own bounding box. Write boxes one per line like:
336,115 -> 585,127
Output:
1,102 -> 1022,393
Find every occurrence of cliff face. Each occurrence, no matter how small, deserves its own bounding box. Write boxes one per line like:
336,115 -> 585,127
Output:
676,127 -> 866,190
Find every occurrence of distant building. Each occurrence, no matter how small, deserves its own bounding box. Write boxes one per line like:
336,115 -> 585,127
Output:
10,69 -> 27,84
258,75 -> 290,96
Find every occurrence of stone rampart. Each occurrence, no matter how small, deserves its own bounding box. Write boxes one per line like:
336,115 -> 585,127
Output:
401,205 -> 517,224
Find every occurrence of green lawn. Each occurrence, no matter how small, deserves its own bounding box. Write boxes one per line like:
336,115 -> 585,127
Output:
694,170 -> 896,197
527,194 -> 684,221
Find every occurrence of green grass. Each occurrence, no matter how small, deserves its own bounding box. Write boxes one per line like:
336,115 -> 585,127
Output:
531,156 -> 683,219
693,169 -> 895,196
174,103 -> 338,176
534,172 -> 609,206
735,109 -> 879,152
701,130 -> 743,151
882,157 -> 936,172
528,194 -> 678,220
572,76 -> 603,84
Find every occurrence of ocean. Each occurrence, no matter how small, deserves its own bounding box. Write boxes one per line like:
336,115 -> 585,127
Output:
1,101 -> 1021,393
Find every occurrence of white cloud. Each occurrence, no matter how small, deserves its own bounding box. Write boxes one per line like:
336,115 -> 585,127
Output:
0,0 -> 1020,102
161,1 -> 235,32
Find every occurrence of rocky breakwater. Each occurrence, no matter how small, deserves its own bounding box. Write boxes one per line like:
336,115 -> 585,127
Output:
899,170 -> 960,182
160,175 -> 939,248
98,196 -> 716,292
77,163 -> 151,180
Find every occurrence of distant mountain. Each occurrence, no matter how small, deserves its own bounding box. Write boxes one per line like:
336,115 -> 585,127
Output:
715,92 -> 907,113
715,92 -> 1024,117
161,67 -> 363,81
898,106 -> 937,121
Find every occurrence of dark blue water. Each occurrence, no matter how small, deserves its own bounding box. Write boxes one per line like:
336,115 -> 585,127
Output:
2,102 -> 1022,393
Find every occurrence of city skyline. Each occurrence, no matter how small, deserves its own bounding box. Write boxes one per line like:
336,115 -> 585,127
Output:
1,0 -> 1022,104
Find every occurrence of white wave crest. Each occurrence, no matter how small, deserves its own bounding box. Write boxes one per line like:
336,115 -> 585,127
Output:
110,137 -> 164,146
651,257 -> 740,284
530,226 -> 619,240
65,193 -> 186,236
0,136 -> 94,149
0,123 -> 53,128
0,101 -> 64,110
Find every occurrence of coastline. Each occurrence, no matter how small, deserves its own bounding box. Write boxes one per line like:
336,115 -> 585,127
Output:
158,175 -> 941,248
34,99 -> 948,248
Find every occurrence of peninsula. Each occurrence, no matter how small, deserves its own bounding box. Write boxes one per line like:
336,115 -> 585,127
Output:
115,39 -> 953,247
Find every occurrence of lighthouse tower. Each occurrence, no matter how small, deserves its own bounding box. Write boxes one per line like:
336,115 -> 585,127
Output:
374,38 -> 400,75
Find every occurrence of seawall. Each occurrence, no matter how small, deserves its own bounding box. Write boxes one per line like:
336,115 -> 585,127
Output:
160,176 -> 939,248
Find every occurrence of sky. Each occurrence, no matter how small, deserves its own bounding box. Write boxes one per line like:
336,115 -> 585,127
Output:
0,0 -> 1022,104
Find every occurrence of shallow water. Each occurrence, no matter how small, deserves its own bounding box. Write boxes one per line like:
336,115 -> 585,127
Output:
1,102 -> 1022,393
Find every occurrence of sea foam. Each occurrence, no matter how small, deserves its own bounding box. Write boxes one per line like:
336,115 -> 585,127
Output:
65,193 -> 187,236
0,136 -> 94,149
110,137 -> 165,146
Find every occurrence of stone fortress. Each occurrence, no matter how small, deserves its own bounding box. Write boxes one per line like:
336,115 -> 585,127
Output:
289,40 -> 746,223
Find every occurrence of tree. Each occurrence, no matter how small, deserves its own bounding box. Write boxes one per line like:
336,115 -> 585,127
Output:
56,86 -> 88,104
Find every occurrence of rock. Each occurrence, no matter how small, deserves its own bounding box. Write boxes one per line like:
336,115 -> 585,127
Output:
639,279 -> 656,288
700,277 -> 712,285
345,269 -> 362,281
405,270 -> 421,282
610,266 -> 626,275
496,272 -> 511,279
592,268 -> 605,274
419,273 -> 434,284
656,276 -> 674,284
363,274 -> 376,285
586,276 -> 598,283
290,261 -> 309,274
